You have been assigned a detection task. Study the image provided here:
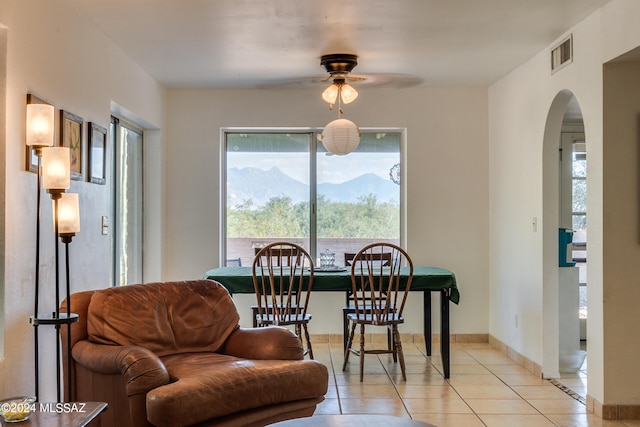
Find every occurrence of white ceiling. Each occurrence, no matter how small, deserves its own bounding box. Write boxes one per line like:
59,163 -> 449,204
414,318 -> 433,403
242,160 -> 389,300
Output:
69,0 -> 611,89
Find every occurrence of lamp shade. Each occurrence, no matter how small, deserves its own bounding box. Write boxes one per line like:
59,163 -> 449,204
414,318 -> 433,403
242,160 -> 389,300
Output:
321,118 -> 361,156
340,83 -> 358,104
42,147 -> 71,191
26,104 -> 55,147
57,193 -> 80,234
322,84 -> 339,104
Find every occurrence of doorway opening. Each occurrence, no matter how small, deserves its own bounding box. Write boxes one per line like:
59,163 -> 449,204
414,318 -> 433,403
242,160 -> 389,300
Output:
559,96 -> 588,382
542,90 -> 587,400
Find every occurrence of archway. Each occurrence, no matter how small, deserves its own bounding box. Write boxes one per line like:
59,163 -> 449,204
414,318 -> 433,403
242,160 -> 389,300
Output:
542,90 -> 586,379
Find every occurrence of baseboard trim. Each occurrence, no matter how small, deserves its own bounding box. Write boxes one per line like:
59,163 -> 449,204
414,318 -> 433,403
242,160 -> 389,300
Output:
587,397 -> 640,420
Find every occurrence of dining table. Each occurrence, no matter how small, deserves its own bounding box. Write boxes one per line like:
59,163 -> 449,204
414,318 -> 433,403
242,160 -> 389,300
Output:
203,266 -> 459,378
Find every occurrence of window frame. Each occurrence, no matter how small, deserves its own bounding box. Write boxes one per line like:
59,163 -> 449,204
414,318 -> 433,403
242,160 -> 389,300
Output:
111,116 -> 144,286
219,127 -> 407,264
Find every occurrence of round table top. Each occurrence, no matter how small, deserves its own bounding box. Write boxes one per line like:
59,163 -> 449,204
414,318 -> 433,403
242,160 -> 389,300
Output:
269,415 -> 437,427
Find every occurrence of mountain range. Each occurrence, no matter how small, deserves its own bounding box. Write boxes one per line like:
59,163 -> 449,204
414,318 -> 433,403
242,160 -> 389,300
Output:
227,167 -> 399,207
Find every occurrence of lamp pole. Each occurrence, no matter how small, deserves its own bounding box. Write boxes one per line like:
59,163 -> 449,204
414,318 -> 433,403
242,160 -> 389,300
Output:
60,232 -> 75,401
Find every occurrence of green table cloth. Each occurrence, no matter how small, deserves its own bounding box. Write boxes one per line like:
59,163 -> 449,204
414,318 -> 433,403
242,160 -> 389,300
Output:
203,266 -> 459,304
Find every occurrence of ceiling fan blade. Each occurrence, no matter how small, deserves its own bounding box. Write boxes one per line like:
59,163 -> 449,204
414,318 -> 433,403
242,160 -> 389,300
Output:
350,73 -> 424,88
256,52 -> 423,89
344,75 -> 367,83
257,73 -> 422,89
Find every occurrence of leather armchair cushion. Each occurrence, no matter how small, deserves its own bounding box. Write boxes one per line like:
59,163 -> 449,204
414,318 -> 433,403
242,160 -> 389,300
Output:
147,352 -> 329,427
87,280 -> 240,357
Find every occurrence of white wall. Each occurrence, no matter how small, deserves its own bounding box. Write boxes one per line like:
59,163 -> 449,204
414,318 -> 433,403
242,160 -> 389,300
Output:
489,0 -> 640,408
165,86 -> 490,335
0,0 -> 165,401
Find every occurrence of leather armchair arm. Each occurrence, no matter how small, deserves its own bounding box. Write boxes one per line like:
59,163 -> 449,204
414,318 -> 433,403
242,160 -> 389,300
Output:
222,326 -> 304,360
73,340 -> 171,395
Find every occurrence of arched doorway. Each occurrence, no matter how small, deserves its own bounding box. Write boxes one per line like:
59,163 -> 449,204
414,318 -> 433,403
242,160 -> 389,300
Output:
542,90 -> 587,385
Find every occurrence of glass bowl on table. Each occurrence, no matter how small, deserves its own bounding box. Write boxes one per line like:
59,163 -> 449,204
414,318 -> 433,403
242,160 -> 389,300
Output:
0,396 -> 37,423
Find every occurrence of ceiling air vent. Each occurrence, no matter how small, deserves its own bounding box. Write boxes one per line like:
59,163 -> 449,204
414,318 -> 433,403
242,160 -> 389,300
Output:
551,34 -> 573,73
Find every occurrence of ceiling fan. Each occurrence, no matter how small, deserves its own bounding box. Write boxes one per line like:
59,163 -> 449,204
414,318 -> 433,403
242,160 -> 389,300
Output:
320,53 -> 425,111
318,54 -> 362,108
259,53 -> 423,93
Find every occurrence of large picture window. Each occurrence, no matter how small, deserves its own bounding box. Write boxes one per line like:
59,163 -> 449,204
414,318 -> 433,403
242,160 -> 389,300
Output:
222,129 -> 404,266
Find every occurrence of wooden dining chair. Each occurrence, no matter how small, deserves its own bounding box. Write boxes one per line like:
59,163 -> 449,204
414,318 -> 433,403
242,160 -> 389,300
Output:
254,245 -> 302,266
252,242 -> 315,358
343,242 -> 413,381
250,244 -> 304,326
342,250 -> 393,351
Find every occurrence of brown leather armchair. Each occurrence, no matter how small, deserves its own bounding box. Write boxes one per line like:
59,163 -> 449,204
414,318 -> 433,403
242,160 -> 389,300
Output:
60,280 -> 328,427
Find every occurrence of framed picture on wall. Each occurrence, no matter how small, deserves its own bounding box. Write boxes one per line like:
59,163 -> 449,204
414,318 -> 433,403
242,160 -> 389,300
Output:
88,122 -> 107,185
60,110 -> 84,181
26,94 -> 53,173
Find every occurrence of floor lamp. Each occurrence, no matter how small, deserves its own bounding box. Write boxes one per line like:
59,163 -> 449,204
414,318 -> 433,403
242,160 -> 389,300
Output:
25,103 -> 55,401
57,193 -> 80,401
42,146 -> 72,403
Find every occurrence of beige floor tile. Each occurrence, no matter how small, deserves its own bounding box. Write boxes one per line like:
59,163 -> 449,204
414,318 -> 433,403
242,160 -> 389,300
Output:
334,373 -> 392,385
453,385 -> 521,399
336,384 -> 399,399
559,377 -> 589,388
395,385 -> 459,399
449,364 -> 492,374
444,355 -> 481,365
547,413 -> 631,426
464,398 -> 538,414
412,413 -> 485,427
527,398 -> 588,414
390,373 -> 448,386
484,364 -> 536,375
512,385 -> 577,400
478,414 -> 557,426
381,354 -> 429,365
385,363 -> 440,375
496,373 -> 549,386
447,374 -> 507,386
403,396 -> 473,414
342,355 -> 385,366
339,398 -> 408,416
341,363 -> 388,375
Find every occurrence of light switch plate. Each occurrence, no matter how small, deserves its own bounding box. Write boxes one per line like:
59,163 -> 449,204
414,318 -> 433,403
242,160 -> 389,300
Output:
101,216 -> 109,235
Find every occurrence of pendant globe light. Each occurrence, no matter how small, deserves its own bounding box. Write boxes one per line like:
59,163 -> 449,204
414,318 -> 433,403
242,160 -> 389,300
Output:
319,54 -> 362,156
320,118 -> 361,156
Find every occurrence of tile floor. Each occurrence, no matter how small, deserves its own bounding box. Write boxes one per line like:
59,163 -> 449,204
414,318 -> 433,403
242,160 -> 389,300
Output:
311,341 -> 639,427
554,343 -> 588,406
